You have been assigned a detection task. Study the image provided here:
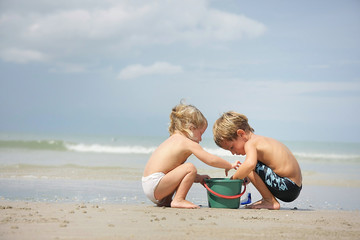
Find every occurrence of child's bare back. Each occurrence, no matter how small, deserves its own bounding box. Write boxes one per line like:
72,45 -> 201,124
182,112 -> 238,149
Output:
143,133 -> 194,177
246,135 -> 302,187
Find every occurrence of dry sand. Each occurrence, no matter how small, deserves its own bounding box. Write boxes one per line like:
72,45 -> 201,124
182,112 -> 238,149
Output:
0,201 -> 359,240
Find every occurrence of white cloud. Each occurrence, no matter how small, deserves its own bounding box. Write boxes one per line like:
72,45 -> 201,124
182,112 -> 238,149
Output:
118,62 -> 183,80
49,62 -> 86,73
0,0 -> 266,64
0,48 -> 48,63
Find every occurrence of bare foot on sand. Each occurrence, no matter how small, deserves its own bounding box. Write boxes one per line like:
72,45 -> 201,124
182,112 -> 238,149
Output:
245,198 -> 280,210
171,199 -> 200,209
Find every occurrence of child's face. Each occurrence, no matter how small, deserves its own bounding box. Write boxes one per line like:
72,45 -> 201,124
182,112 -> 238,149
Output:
191,125 -> 207,143
221,136 -> 246,156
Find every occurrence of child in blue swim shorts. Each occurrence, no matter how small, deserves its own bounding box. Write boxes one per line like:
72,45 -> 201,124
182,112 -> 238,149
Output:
213,111 -> 302,210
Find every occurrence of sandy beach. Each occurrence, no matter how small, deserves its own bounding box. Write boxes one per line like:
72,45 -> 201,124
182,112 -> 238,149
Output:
1,136 -> 360,239
1,201 -> 359,240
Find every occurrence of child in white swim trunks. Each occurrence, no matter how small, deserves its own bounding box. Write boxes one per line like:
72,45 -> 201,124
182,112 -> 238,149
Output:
142,102 -> 238,209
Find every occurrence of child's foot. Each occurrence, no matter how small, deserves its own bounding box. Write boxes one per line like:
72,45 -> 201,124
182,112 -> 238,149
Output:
171,199 -> 200,209
245,198 -> 280,210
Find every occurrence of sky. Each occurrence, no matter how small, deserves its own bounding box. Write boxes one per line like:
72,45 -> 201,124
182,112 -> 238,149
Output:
0,0 -> 359,142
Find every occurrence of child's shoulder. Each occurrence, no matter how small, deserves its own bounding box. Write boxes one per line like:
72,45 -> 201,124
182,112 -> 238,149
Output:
250,135 -> 286,154
247,134 -> 277,149
248,134 -> 266,144
169,132 -> 188,140
159,133 -> 193,152
251,134 -> 275,142
165,133 -> 200,154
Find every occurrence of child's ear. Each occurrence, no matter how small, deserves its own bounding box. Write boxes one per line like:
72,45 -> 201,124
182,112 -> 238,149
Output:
236,129 -> 245,137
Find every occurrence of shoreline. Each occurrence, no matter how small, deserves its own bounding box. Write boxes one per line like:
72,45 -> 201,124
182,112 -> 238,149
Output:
1,201 -> 359,240
1,178 -> 359,211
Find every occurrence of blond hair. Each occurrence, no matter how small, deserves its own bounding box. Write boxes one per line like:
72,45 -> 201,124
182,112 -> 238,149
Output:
213,111 -> 254,147
169,103 -> 207,139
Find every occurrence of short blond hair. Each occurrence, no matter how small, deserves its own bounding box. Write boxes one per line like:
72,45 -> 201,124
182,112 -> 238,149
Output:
213,111 -> 254,147
169,103 -> 207,139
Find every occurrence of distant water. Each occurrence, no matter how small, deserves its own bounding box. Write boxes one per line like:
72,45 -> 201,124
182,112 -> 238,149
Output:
0,133 -> 359,210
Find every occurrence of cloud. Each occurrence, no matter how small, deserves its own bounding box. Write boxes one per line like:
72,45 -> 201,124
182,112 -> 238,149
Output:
49,62 -> 86,73
0,48 -> 48,63
0,0 -> 266,64
118,62 -> 183,80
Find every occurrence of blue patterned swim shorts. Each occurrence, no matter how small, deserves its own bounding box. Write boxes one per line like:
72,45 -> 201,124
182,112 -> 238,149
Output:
255,161 -> 302,202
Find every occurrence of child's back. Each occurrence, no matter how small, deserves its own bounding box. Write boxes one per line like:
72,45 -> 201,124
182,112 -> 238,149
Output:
244,135 -> 302,187
143,133 -> 196,177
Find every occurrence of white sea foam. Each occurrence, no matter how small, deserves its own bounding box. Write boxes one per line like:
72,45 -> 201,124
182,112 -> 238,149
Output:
64,143 -> 236,157
203,147 -> 235,157
63,143 -> 360,162
293,152 -> 360,161
1,137 -> 358,163
65,143 -> 156,154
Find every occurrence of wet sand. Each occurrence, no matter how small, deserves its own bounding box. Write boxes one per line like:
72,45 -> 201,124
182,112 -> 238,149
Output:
0,201 -> 359,240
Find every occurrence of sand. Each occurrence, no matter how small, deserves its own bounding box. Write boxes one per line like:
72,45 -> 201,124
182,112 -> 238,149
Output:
0,201 -> 359,240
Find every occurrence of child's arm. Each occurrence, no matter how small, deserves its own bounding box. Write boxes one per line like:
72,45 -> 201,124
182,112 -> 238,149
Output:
189,141 -> 234,172
232,141 -> 258,180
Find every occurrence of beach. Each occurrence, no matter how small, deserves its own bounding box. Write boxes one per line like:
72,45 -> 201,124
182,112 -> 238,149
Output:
2,0 -> 360,238
1,134 -> 360,239
1,201 -> 359,240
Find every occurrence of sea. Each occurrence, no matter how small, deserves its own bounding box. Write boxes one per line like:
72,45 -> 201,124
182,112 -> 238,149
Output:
1,133 -> 359,211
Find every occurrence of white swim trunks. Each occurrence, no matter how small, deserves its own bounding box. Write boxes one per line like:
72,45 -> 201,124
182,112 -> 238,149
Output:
142,172 -> 165,204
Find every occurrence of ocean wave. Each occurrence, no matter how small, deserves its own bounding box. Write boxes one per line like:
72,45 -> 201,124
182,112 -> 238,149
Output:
202,149 -> 360,162
1,140 -> 359,161
0,139 -> 232,156
0,140 -> 67,151
65,143 -> 156,154
203,148 -> 234,157
294,152 -> 360,162
0,140 -> 157,154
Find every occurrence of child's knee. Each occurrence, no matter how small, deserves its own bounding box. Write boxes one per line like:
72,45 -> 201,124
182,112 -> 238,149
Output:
184,162 -> 197,175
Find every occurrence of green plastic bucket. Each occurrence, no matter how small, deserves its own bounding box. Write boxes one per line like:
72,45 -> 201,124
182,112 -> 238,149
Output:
204,178 -> 244,209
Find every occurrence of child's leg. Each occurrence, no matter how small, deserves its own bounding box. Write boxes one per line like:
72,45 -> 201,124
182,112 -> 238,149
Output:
246,170 -> 280,210
154,162 -> 199,209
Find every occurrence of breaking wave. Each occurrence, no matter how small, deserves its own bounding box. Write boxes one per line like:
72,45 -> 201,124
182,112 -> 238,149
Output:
1,140 -> 359,162
0,140 -> 156,154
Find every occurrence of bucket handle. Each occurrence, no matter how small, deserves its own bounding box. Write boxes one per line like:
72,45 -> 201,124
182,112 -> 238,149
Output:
204,181 -> 246,199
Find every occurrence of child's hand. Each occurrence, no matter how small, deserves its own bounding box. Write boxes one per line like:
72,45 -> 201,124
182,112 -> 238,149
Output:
244,177 -> 250,185
232,160 -> 241,169
225,160 -> 240,176
195,174 -> 210,186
